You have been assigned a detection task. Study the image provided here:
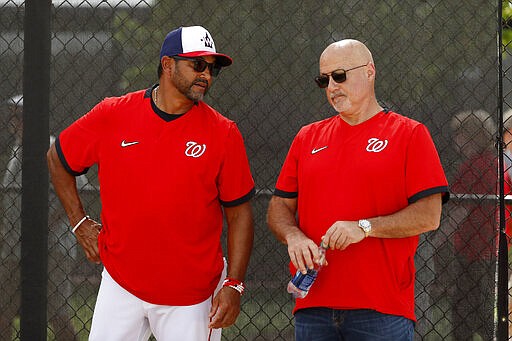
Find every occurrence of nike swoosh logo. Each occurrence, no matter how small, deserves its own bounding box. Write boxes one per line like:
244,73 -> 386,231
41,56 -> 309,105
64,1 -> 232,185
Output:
311,146 -> 328,154
121,140 -> 139,147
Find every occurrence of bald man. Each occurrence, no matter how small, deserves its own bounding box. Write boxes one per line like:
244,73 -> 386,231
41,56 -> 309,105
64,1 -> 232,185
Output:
267,39 -> 449,340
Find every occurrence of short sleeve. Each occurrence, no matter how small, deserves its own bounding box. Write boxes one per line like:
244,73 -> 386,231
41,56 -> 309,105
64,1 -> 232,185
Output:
406,124 -> 449,203
57,100 -> 107,175
274,128 -> 303,197
217,123 -> 255,206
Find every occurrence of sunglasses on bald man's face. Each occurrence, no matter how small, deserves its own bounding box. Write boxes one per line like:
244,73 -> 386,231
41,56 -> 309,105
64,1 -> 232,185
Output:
172,56 -> 222,77
314,63 -> 368,88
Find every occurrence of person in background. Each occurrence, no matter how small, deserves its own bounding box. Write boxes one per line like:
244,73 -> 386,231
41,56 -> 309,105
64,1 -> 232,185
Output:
267,39 -> 449,340
502,108 -> 512,336
449,109 -> 500,340
0,94 -> 86,340
503,108 -> 512,177
47,26 -> 255,340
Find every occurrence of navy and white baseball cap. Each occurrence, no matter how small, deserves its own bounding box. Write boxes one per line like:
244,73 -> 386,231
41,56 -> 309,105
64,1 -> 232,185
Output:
160,26 -> 233,67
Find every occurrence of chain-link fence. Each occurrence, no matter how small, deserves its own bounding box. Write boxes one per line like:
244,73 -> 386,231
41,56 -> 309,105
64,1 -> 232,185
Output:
0,0 -> 510,340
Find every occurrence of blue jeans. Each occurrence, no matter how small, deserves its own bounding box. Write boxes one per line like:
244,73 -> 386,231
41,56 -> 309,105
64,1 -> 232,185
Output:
295,308 -> 414,341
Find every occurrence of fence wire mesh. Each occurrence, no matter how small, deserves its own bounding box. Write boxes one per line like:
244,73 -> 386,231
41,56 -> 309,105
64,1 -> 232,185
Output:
0,0 -> 510,340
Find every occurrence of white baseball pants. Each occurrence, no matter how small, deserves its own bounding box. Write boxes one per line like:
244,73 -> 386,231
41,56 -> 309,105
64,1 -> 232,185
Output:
89,262 -> 226,341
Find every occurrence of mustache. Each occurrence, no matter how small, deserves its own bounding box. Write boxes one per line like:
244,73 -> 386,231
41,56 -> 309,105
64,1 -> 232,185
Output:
193,79 -> 209,87
330,90 -> 345,100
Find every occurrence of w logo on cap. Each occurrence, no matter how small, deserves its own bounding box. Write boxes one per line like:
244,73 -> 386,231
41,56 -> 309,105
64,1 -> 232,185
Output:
202,33 -> 214,48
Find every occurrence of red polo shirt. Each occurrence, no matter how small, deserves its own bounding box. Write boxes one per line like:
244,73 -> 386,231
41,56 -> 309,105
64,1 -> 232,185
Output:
57,87 -> 254,305
275,110 -> 448,321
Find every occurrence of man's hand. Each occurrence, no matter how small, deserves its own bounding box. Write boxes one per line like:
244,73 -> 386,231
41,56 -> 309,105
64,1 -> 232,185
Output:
322,221 -> 365,250
74,218 -> 102,264
286,231 -> 324,274
208,287 -> 241,329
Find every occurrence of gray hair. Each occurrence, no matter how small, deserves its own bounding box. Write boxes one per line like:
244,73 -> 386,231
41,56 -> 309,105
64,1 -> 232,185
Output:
450,109 -> 496,153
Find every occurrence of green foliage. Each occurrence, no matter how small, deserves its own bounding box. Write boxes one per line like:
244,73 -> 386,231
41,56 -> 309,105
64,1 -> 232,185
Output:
112,10 -> 159,91
504,1 -> 512,49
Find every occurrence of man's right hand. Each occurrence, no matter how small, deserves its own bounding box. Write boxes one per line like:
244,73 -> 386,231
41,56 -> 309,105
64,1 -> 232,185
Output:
286,231 -> 322,274
74,218 -> 102,264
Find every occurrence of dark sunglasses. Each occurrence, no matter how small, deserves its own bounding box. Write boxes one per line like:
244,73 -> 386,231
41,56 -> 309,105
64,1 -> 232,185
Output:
172,56 -> 222,77
314,63 -> 368,88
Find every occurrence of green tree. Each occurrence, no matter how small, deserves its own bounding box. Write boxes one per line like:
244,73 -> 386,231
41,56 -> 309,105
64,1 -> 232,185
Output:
504,0 -> 512,50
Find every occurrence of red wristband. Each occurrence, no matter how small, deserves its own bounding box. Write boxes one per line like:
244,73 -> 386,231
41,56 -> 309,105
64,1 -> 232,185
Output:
222,277 -> 245,295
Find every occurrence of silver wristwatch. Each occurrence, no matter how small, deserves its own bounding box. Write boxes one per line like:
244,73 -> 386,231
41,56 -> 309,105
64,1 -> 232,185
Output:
358,219 -> 372,238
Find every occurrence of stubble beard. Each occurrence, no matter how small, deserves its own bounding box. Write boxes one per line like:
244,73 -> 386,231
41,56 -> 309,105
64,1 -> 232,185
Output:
330,93 -> 351,113
173,67 -> 209,103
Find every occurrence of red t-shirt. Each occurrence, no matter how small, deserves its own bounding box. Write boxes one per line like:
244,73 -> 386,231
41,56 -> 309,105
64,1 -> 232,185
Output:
451,152 -> 510,260
57,87 -> 255,305
274,110 -> 449,321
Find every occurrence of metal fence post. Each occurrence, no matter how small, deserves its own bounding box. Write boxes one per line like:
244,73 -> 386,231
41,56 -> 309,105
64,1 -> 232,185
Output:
497,1 -> 509,340
21,0 -> 51,340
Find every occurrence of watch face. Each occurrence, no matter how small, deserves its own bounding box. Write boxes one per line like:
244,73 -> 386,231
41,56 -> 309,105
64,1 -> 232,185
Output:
359,220 -> 371,231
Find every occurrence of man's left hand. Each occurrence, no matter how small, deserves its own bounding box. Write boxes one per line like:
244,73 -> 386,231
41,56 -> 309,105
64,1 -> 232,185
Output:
208,286 -> 241,329
322,221 -> 365,250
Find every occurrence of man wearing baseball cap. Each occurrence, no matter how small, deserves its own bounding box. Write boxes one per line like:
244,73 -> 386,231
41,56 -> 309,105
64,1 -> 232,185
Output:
47,26 -> 255,340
